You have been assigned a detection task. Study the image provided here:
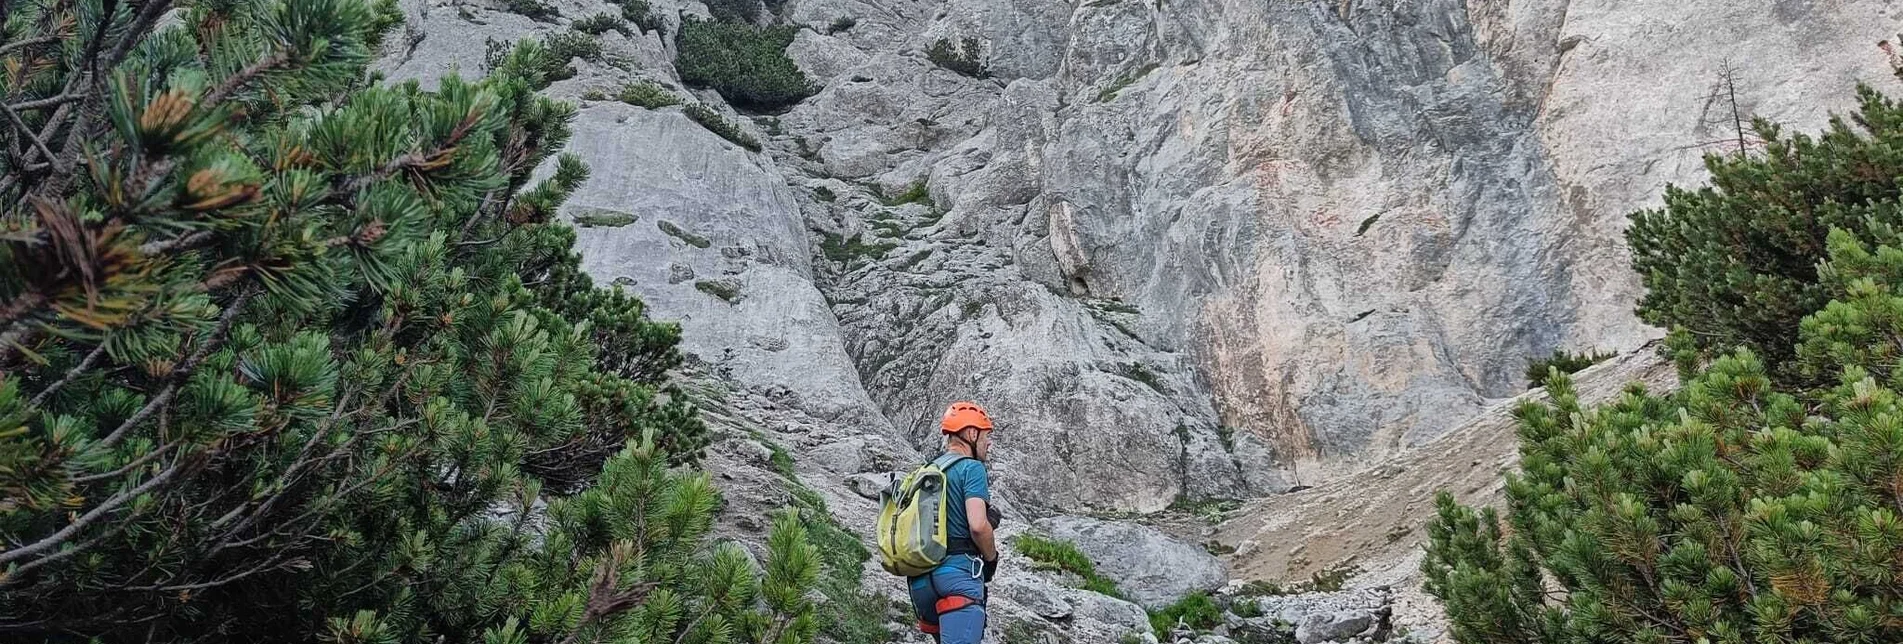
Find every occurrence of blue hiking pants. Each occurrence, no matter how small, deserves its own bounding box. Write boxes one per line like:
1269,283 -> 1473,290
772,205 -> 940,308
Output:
907,554 -> 987,644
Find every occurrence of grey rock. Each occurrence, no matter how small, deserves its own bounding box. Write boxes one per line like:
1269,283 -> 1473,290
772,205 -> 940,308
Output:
1295,610 -> 1372,644
845,472 -> 895,500
1069,589 -> 1151,634
1039,516 -> 1225,608
992,573 -> 1072,620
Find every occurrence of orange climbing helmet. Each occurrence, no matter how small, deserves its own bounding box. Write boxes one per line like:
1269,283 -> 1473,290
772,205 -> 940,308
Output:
939,401 -> 994,434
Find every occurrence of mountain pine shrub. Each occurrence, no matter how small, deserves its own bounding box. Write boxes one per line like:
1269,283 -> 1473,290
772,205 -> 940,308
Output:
572,13 -> 628,36
1626,85 -> 1903,375
675,19 -> 816,112
1426,86 -> 1903,644
0,0 -> 818,640
926,37 -> 989,79
1523,348 -> 1617,389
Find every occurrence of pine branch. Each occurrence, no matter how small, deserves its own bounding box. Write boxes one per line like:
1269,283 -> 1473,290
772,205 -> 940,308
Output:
341,113 -> 480,195
37,0 -> 173,196
97,286 -> 254,449
0,455 -> 190,566
0,35 -> 58,57
6,93 -> 87,112
201,49 -> 292,107
71,441 -> 178,484
118,555 -> 294,592
0,100 -> 59,162
137,231 -> 215,256
27,342 -> 107,409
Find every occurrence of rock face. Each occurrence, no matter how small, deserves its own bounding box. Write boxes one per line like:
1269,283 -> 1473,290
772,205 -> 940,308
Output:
378,0 -> 1896,637
382,0 -> 1895,519
1040,516 -> 1227,609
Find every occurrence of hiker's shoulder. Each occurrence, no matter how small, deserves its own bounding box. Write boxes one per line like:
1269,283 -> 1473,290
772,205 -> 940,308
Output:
947,457 -> 988,479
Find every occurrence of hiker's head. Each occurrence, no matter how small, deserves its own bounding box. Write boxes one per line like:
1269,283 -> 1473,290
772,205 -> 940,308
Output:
940,401 -> 994,460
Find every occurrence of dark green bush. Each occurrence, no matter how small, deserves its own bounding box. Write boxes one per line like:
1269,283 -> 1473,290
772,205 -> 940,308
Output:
684,104 -> 763,151
572,12 -> 626,35
0,1 -> 821,640
503,0 -> 559,22
618,81 -> 681,108
539,30 -> 603,81
676,18 -> 817,111
704,0 -> 761,22
1522,348 -> 1617,389
1430,84 -> 1903,644
613,0 -> 665,33
1626,86 -> 1903,374
926,36 -> 989,78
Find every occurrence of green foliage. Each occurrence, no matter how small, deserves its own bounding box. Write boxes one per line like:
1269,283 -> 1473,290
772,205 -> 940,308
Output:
0,2 -> 821,641
1425,345 -> 1903,641
819,233 -> 897,265
926,37 -> 989,78
769,443 -> 797,477
677,19 -> 817,111
814,186 -> 837,202
876,179 -> 933,207
704,0 -> 763,22
612,0 -> 665,34
572,13 -> 627,35
1094,62 -> 1158,102
571,207 -> 639,228
696,280 -> 742,303
684,104 -> 764,151
765,441 -> 891,644
1015,534 -> 1124,598
658,220 -> 714,248
1626,85 -> 1903,374
618,81 -> 682,108
1522,348 -> 1617,389
1149,592 -> 1221,635
828,16 -> 858,34
503,0 -> 560,21
1118,362 -> 1166,393
542,30 -> 604,81
1230,597 -> 1264,618
1233,562 -> 1362,598
1170,497 -> 1243,523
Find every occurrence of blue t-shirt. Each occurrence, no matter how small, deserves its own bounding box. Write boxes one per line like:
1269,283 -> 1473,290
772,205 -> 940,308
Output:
942,457 -> 990,543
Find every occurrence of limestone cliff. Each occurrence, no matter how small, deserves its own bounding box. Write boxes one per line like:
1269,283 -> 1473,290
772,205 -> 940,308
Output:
376,0 -> 1896,640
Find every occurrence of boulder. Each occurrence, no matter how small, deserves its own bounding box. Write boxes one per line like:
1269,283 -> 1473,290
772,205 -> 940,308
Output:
1039,516 -> 1226,608
1294,610 -> 1373,644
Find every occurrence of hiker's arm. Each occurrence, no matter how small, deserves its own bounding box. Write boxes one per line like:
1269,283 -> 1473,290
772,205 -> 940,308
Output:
965,497 -> 997,561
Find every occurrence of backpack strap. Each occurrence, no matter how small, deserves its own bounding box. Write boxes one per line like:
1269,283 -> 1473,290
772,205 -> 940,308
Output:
931,452 -> 970,472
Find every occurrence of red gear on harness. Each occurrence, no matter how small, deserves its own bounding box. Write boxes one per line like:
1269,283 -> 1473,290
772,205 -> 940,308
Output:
915,595 -> 981,634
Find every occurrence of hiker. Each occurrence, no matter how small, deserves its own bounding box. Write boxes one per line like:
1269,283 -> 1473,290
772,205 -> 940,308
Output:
884,401 -> 1000,644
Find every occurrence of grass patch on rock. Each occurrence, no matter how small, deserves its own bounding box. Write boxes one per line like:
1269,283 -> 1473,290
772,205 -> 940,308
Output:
658,220 -> 712,248
571,207 -> 638,228
819,232 -> 896,264
618,81 -> 681,108
694,280 -> 740,303
683,104 -> 761,151
1149,592 -> 1221,635
1094,62 -> 1158,103
1014,534 -> 1125,599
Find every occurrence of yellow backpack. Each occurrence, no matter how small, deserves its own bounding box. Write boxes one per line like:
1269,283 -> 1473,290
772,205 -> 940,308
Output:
875,454 -> 969,577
